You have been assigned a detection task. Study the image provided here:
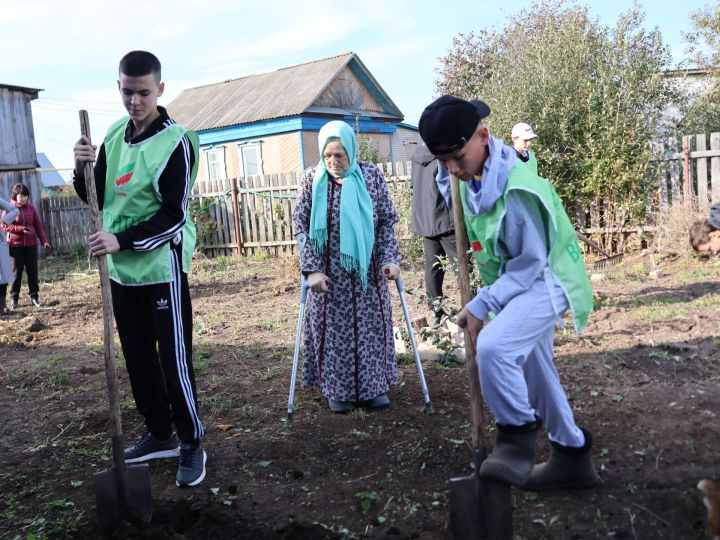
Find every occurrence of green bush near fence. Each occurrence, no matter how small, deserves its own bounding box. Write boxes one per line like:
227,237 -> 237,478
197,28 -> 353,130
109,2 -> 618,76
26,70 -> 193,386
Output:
189,198 -> 218,245
390,187 -> 423,263
436,0 -> 677,229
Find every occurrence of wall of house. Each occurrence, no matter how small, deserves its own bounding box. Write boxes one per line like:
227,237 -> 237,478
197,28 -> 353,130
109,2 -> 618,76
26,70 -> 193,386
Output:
301,129 -> 419,173
260,132 -> 302,174
196,132 -> 304,181
195,123 -> 420,182
313,66 -> 384,114
0,87 -> 37,168
390,126 -> 423,167
302,131 -> 320,173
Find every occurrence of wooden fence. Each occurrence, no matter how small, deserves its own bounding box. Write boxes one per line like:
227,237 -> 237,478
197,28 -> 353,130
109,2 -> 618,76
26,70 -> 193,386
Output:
39,141 -> 720,257
653,132 -> 720,211
43,195 -> 93,254
40,161 -> 412,256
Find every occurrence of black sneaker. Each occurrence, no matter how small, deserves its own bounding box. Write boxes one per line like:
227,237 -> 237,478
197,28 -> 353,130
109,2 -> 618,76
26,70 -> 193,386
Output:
9,298 -> 17,310
124,432 -> 180,463
31,297 -> 41,308
176,442 -> 207,487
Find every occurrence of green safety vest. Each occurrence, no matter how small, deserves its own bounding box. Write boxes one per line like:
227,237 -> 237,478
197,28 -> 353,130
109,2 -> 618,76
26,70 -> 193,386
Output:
102,117 -> 199,285
460,165 -> 593,332
516,151 -> 538,175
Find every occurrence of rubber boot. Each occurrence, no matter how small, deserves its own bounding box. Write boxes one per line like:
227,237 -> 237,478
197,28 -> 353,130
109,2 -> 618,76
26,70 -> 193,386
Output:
524,427 -> 600,491
479,421 -> 540,486
328,399 -> 355,414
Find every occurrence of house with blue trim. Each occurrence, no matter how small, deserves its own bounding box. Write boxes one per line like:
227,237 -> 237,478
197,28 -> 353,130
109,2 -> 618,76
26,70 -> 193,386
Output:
167,52 -> 421,181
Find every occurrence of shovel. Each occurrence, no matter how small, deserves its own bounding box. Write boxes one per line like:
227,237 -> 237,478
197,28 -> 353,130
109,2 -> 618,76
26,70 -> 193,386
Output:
79,111 -> 153,531
447,174 -> 512,539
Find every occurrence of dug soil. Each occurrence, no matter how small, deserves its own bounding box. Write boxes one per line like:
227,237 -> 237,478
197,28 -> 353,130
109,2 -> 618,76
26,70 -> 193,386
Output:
1,252 -> 719,539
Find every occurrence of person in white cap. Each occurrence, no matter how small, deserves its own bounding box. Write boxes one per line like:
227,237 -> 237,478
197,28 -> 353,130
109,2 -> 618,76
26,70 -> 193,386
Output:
511,122 -> 538,174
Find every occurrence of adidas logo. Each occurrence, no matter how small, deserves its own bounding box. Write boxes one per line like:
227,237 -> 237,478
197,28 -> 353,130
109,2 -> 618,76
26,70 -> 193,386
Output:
156,298 -> 169,310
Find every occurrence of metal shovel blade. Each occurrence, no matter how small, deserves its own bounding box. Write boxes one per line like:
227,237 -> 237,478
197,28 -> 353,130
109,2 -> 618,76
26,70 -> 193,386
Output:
449,473 -> 484,539
93,463 -> 153,531
449,448 -> 513,539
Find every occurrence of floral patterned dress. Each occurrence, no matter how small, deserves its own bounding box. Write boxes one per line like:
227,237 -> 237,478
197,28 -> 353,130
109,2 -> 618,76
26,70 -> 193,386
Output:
292,162 -> 401,402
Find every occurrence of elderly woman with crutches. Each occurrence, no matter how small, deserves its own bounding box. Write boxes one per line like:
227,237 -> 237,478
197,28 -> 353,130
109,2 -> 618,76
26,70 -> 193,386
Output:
292,120 -> 401,414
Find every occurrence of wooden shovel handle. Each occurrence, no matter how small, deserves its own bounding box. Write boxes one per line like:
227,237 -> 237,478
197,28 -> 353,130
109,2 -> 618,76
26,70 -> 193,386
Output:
449,175 -> 486,450
79,111 -> 125,472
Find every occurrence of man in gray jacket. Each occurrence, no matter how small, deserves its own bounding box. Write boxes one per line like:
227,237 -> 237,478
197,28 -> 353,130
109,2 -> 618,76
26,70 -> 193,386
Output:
410,143 -> 457,325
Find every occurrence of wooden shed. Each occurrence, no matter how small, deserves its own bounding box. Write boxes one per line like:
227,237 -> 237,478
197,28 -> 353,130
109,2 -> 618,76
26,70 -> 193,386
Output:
0,83 -> 44,206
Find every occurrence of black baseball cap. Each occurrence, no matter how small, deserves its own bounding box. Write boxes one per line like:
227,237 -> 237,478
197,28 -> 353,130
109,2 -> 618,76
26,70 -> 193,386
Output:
418,95 -> 491,155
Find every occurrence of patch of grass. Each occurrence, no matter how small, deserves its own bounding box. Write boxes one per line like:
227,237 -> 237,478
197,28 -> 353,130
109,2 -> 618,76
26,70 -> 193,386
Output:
1,493 -> 22,522
249,249 -> 270,262
354,490 -> 380,513
693,294 -> 720,307
263,314 -> 285,332
236,402 -> 262,428
396,352 -> 414,365
120,394 -> 135,411
24,498 -> 88,538
248,340 -> 264,353
47,370 -> 69,387
199,390 -> 234,415
643,307 -> 686,321
85,340 -> 103,354
65,434 -> 111,464
261,364 -> 282,381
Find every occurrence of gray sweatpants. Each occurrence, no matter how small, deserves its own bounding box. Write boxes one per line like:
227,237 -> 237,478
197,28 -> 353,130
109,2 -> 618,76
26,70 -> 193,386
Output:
475,275 -> 585,447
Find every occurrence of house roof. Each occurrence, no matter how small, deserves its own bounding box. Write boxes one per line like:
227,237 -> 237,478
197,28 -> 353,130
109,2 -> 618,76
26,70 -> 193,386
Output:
167,52 -> 403,132
0,83 -> 42,99
663,67 -> 717,78
36,153 -> 67,187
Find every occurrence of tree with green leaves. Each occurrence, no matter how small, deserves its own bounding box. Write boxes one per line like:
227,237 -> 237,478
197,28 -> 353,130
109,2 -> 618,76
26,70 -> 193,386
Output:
678,2 -> 720,135
684,2 -> 720,69
436,0 -> 677,228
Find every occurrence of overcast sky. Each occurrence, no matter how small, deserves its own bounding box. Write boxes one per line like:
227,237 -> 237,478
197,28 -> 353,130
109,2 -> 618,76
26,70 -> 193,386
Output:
0,0 -> 712,170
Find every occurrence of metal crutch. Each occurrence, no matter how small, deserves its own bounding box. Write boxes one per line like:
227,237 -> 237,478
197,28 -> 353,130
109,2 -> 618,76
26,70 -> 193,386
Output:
286,235 -> 308,424
395,277 -> 434,414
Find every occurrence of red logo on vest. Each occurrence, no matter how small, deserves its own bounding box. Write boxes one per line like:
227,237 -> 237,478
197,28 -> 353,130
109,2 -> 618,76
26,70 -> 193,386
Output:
115,163 -> 135,188
471,241 -> 483,252
115,171 -> 133,187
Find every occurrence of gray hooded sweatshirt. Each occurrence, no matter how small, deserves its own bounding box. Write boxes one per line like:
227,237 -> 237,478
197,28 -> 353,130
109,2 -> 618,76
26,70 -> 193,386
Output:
437,135 -> 564,321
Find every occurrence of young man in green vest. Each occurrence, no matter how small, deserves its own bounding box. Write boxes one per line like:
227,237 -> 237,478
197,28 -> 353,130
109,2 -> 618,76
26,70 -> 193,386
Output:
72,50 -> 206,487
418,95 -> 599,490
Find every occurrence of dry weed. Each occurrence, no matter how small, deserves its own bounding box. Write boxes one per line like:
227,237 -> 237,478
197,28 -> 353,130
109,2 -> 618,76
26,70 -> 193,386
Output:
652,200 -> 708,256
276,251 -> 301,289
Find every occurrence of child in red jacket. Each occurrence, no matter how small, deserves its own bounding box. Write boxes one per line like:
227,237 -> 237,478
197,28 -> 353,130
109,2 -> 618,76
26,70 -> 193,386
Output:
1,183 -> 50,308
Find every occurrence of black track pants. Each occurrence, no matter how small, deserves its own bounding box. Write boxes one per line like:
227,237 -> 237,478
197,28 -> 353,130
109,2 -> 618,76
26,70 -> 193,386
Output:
110,252 -> 203,443
9,246 -> 39,300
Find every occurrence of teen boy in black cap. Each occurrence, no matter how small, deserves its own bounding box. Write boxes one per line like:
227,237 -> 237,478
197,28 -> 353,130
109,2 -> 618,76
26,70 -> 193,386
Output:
418,95 -> 598,490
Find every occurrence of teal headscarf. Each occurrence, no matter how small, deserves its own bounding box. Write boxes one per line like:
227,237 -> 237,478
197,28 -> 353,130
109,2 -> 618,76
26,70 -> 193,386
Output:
309,121 -> 375,289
